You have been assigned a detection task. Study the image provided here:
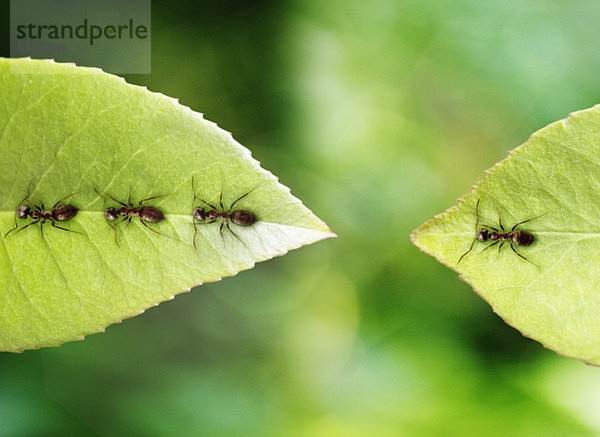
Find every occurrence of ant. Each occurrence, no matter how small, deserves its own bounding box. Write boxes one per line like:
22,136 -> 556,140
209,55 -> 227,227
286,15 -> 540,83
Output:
4,181 -> 81,239
191,177 -> 258,248
94,187 -> 168,247
457,199 -> 544,268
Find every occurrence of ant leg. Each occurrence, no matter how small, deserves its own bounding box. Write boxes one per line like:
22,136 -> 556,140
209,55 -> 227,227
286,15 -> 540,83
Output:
12,219 -> 41,236
108,216 -> 129,247
123,216 -> 133,231
106,194 -> 128,207
139,219 -> 172,240
219,220 -> 224,239
110,216 -> 129,230
193,221 -> 199,249
457,199 -> 482,265
509,241 -> 540,270
19,180 -> 35,206
191,218 -> 219,249
94,187 -> 108,209
191,178 -> 217,210
225,221 -> 246,246
218,176 -> 225,211
112,226 -> 120,247
228,184 -> 261,213
113,229 -> 120,247
110,220 -> 125,247
227,191 -> 247,214
192,219 -> 217,226
4,214 -> 27,238
10,215 -> 18,234
511,213 -> 548,232
15,180 -> 39,213
7,189 -> 35,236
497,241 -> 504,253
190,217 -> 211,249
195,196 -> 217,210
5,201 -> 33,238
19,181 -> 42,212
190,219 -> 217,247
4,224 -> 19,238
25,195 -> 44,212
481,240 -> 500,253
100,190 -> 128,208
50,220 -> 83,235
6,181 -> 38,237
25,198 -> 43,212
139,193 -> 169,207
475,203 -> 498,233
457,237 -> 477,265
190,219 -> 218,227
52,192 -> 77,208
498,213 -> 505,232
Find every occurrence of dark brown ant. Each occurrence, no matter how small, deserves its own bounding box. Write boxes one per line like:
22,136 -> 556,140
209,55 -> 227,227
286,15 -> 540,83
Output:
4,182 -> 81,239
457,199 -> 544,268
94,187 -> 168,247
191,177 -> 258,248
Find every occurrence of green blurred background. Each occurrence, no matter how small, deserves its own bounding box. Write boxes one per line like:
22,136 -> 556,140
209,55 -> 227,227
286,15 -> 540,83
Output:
3,0 -> 600,435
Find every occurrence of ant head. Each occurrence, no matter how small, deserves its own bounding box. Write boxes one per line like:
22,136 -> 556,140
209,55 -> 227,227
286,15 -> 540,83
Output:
476,229 -> 488,242
193,207 -> 206,221
16,205 -> 30,219
105,206 -> 118,221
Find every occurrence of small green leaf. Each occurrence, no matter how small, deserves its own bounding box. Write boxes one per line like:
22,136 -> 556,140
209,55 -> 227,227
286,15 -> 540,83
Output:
411,105 -> 600,365
0,58 -> 334,351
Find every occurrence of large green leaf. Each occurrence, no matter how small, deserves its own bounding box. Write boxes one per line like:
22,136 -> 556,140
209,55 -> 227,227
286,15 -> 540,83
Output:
0,58 -> 334,351
411,105 -> 600,365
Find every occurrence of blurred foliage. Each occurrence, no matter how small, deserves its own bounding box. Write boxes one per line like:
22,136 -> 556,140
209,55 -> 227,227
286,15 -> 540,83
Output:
2,0 -> 600,435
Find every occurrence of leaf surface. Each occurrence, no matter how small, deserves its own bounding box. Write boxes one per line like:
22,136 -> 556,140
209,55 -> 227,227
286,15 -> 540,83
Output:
0,58 -> 334,351
411,105 -> 600,365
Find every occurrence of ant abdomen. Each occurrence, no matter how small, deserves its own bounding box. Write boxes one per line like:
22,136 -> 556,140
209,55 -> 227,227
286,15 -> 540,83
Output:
230,210 -> 257,227
139,206 -> 164,223
512,230 -> 535,246
52,204 -> 78,222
